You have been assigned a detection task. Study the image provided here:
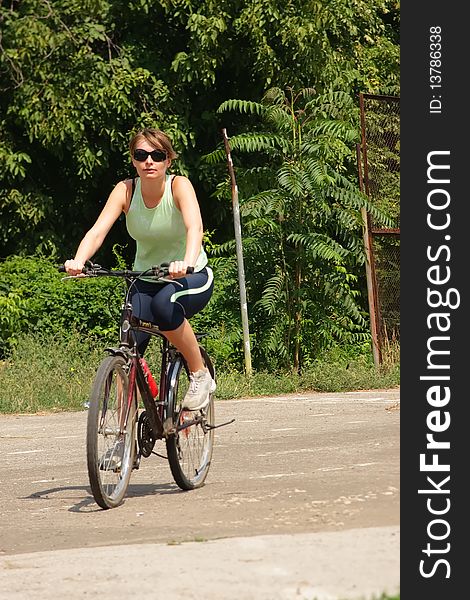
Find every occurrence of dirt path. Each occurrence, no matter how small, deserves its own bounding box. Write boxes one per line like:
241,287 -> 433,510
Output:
0,388 -> 400,599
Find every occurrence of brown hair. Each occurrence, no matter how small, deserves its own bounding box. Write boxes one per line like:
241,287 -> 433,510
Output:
129,128 -> 178,160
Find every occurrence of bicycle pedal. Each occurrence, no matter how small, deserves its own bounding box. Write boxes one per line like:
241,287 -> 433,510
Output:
163,416 -> 176,436
133,453 -> 141,470
99,461 -> 121,473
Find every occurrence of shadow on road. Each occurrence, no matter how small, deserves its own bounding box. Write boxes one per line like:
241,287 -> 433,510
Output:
21,481 -> 186,512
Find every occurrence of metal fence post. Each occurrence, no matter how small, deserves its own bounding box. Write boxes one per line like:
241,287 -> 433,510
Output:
357,92 -> 401,366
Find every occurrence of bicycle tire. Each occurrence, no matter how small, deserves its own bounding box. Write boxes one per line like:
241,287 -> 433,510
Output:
165,348 -> 215,490
86,355 -> 137,509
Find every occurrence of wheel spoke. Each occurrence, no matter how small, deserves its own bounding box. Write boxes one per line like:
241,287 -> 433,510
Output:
166,354 -> 215,490
87,356 -> 137,509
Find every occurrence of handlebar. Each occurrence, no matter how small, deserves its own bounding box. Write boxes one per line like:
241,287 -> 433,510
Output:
58,261 -> 194,278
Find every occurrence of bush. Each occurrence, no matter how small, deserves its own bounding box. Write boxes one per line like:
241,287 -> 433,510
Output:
0,254 -> 246,370
0,255 -> 397,380
0,255 -> 123,356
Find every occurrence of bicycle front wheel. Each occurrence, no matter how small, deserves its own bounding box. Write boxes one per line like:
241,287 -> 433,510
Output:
165,349 -> 215,490
86,355 -> 137,509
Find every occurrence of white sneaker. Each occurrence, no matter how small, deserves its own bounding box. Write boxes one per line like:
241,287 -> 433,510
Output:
182,368 -> 216,411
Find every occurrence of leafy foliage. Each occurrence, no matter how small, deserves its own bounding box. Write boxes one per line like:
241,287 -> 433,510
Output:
207,87 -> 393,371
0,253 -> 247,371
0,0 -> 399,261
0,255 -> 122,355
0,1 -> 399,373
0,0 -> 182,259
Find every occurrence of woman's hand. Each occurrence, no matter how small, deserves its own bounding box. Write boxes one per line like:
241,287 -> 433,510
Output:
64,259 -> 85,276
168,261 -> 190,278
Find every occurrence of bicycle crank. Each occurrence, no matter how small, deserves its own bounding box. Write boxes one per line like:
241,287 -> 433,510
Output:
205,418 -> 236,430
137,411 -> 157,457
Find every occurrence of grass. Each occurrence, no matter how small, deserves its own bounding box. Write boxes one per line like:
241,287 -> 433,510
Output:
216,354 -> 399,400
0,332 -> 399,415
0,332 -> 103,414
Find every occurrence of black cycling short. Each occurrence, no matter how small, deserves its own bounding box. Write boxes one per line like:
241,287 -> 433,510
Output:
129,266 -> 214,354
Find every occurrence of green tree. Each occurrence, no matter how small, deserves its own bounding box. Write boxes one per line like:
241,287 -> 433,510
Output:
0,0 -> 184,259
205,87 -> 392,371
0,0 -> 399,260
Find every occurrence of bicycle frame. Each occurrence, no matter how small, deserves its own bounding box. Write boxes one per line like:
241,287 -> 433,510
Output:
62,261 -> 227,437
105,286 -> 180,442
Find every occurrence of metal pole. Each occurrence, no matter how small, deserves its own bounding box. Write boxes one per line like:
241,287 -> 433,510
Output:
358,92 -> 384,367
221,128 -> 253,376
356,142 -> 382,367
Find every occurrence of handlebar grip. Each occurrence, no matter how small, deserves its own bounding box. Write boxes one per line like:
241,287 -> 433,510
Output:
58,260 -> 97,275
58,265 -> 86,274
152,263 -> 194,276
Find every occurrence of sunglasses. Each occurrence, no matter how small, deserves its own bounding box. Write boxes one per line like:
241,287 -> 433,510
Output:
133,148 -> 167,162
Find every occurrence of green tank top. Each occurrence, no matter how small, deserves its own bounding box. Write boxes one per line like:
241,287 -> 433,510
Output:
126,175 -> 208,276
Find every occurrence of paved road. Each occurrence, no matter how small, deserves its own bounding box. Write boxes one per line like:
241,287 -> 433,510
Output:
0,388 -> 400,599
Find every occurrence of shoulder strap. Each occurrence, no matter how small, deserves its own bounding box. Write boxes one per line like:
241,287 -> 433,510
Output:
171,174 -> 177,194
127,177 -> 136,210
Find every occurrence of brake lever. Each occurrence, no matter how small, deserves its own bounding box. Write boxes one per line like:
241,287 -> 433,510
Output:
153,265 -> 183,287
160,277 -> 184,288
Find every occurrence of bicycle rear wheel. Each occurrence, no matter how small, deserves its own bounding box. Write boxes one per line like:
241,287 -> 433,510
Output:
86,355 -> 137,509
165,349 -> 215,490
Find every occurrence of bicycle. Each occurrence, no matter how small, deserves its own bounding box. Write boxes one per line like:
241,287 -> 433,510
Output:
59,260 -> 233,509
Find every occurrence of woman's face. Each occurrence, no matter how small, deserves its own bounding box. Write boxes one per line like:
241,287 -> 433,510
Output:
131,138 -> 170,180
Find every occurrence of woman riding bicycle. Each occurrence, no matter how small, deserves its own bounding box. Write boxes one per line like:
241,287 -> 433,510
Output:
64,128 -> 215,412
